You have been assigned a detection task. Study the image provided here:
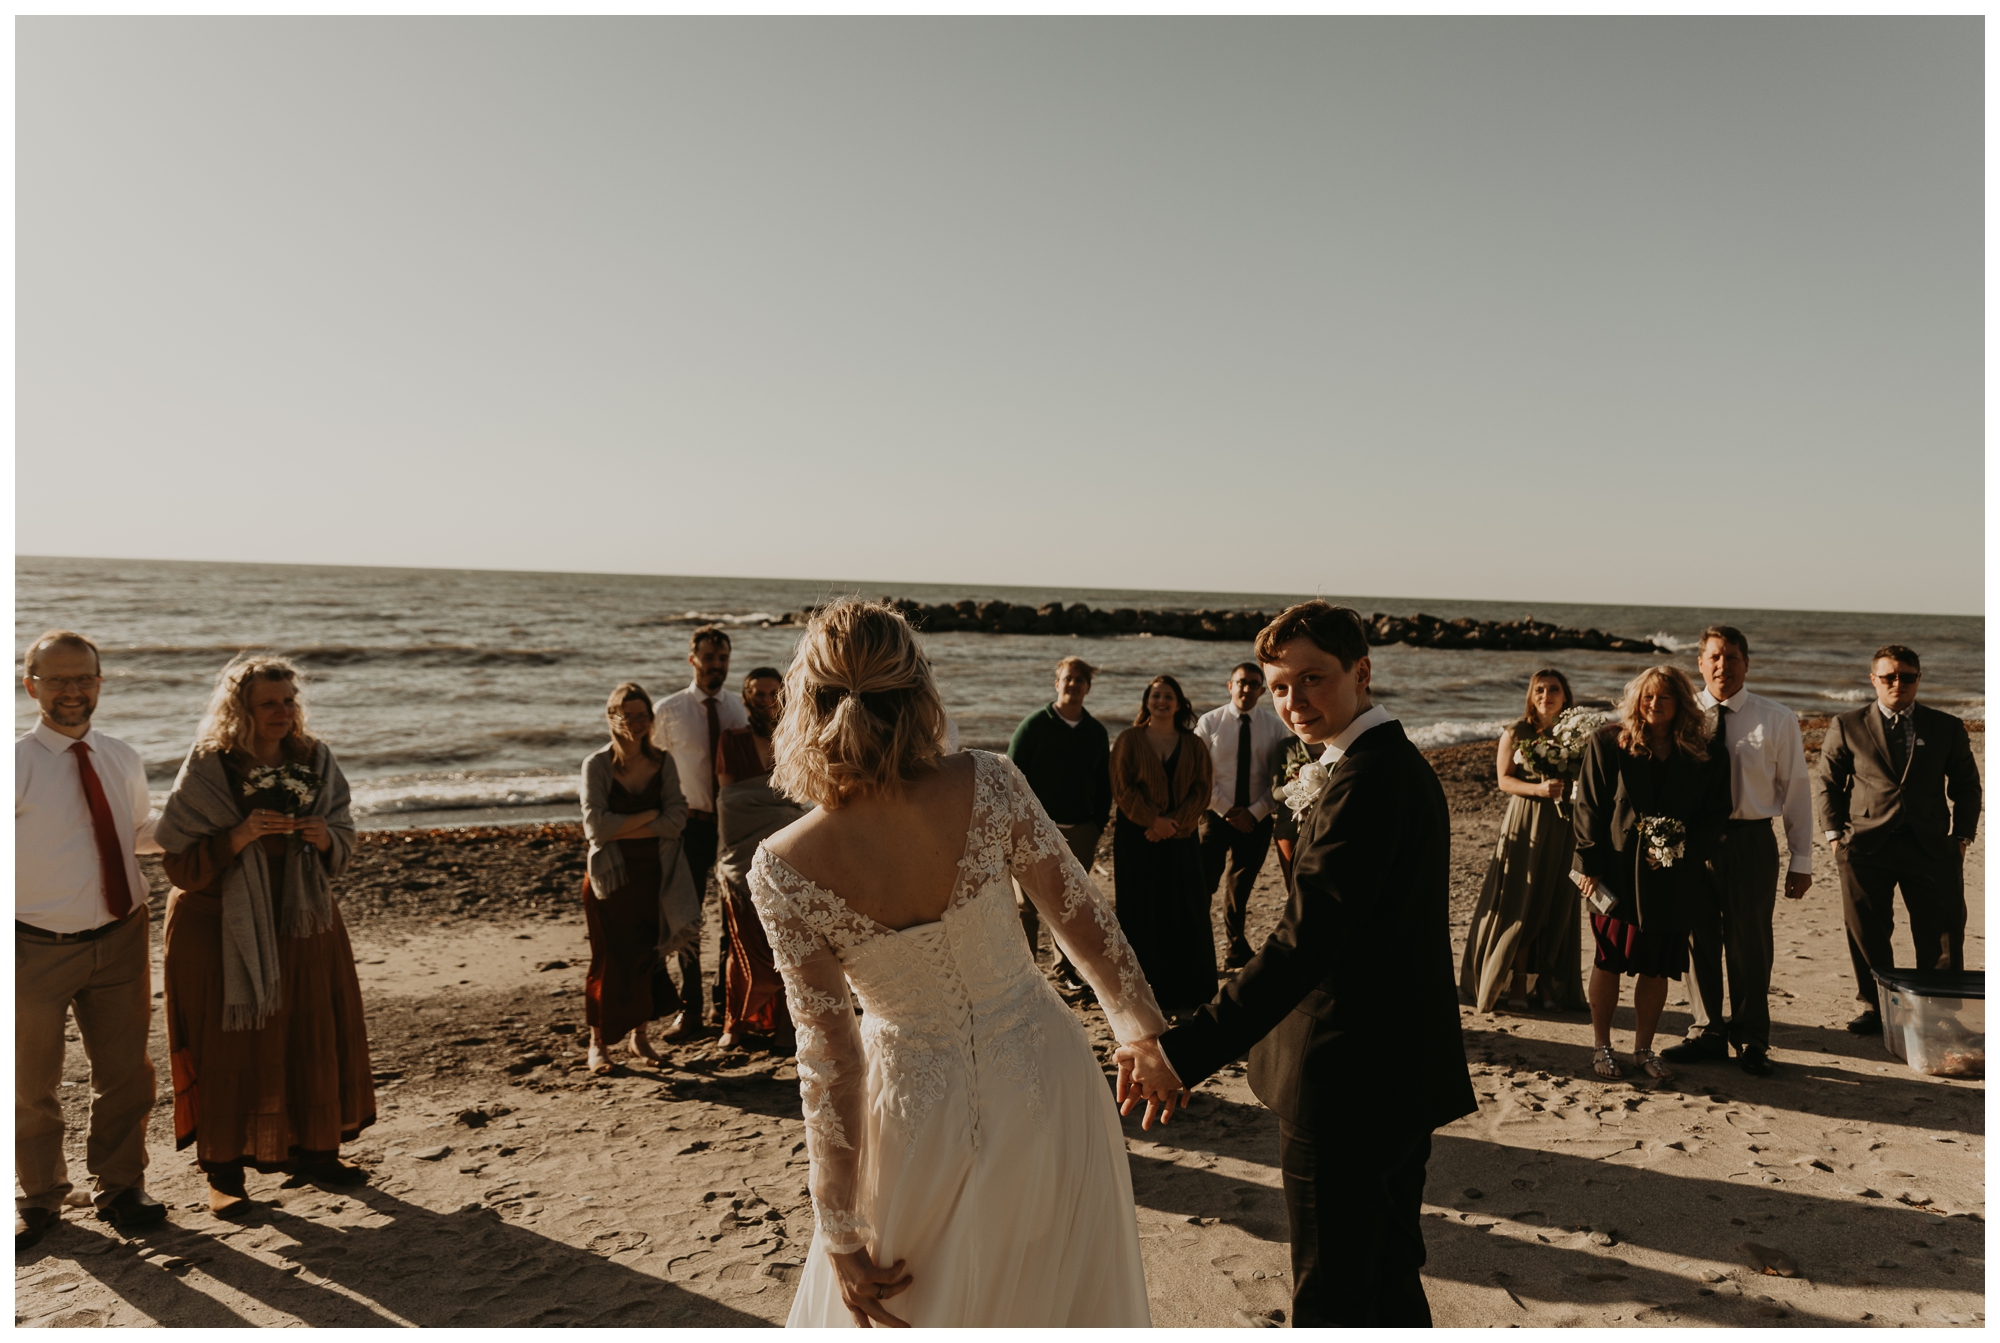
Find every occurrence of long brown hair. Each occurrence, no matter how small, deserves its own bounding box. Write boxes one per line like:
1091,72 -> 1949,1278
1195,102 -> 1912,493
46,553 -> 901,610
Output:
1517,668 -> 1574,735
1134,675 -> 1195,732
1615,665 -> 1710,761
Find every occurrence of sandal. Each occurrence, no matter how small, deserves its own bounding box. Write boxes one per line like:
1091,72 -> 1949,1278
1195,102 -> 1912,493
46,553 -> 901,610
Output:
587,1042 -> 614,1076
1591,1046 -> 1624,1080
1633,1048 -> 1675,1082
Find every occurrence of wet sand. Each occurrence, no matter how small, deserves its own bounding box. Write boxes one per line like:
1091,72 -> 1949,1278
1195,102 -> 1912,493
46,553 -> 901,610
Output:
14,738 -> 1984,1328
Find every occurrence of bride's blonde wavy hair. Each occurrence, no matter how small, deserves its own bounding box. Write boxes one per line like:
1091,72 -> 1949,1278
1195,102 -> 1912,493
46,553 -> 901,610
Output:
771,599 -> 947,809
193,654 -> 319,758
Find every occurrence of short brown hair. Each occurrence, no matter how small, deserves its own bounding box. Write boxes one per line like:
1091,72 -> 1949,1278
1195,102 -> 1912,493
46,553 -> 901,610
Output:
1054,656 -> 1095,683
1700,625 -> 1751,660
690,624 -> 732,655
1255,601 -> 1370,670
1873,644 -> 1920,670
1230,662 -> 1263,683
770,600 -> 947,809
23,629 -> 100,678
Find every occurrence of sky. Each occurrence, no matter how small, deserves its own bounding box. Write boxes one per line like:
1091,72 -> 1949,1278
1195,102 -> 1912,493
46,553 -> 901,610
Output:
16,17 -> 1983,615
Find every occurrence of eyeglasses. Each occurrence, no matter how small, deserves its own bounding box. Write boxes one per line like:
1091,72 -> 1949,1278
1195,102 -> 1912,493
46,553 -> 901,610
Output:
30,675 -> 101,693
1873,671 -> 1921,686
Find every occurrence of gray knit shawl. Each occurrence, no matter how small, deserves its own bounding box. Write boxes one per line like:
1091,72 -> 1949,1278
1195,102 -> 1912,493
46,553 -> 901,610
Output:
155,741 -> 354,1030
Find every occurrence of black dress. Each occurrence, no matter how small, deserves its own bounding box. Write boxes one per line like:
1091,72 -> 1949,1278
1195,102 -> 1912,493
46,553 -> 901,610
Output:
1571,728 -> 1730,979
1112,742 -> 1217,1010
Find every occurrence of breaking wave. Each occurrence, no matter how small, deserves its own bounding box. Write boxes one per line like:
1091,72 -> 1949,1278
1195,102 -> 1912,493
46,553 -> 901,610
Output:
1406,718 -> 1515,750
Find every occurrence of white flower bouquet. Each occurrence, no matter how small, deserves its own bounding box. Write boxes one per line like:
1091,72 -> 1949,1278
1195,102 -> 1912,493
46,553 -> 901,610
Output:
242,762 -> 321,817
1636,814 -> 1686,870
1513,707 -> 1608,817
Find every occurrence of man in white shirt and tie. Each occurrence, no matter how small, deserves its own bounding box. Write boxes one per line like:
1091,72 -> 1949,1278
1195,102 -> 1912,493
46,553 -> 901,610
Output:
1195,664 -> 1293,969
650,624 -> 749,1032
15,630 -> 168,1248
1662,625 -> 1813,1077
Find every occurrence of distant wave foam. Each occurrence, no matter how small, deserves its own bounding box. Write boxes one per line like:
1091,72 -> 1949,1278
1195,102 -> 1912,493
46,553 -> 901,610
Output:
1647,632 -> 1697,653
347,774 -> 579,818
1406,718 -> 1515,750
1817,689 -> 1871,703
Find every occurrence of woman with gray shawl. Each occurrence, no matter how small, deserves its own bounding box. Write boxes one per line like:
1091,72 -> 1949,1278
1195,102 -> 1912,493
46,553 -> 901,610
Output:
157,655 -> 372,1218
579,682 -> 700,1074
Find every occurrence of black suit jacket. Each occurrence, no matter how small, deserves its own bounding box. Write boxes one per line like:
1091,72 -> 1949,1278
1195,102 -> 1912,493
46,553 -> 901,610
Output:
1159,719 -> 1476,1135
1813,702 -> 1981,860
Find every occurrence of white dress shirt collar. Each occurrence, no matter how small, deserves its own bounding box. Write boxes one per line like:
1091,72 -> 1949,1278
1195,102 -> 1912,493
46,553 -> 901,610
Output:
1322,704 -> 1393,764
31,719 -> 92,756
1695,686 -> 1750,713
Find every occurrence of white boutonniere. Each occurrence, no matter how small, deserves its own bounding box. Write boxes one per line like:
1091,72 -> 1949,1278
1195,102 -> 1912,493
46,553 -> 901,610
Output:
1283,760 -> 1331,822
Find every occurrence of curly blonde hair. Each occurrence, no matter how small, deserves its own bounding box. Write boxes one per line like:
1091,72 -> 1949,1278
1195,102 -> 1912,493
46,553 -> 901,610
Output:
770,599 -> 947,809
193,654 -> 318,758
1615,665 -> 1710,761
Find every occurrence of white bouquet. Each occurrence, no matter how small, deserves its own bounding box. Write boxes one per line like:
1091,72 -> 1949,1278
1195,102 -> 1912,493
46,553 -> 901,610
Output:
242,762 -> 321,817
1513,707 -> 1608,818
1636,814 -> 1686,870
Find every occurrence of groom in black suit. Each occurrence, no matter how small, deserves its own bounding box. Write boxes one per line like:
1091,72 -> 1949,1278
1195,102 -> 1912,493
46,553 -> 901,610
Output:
1118,601 -> 1475,1327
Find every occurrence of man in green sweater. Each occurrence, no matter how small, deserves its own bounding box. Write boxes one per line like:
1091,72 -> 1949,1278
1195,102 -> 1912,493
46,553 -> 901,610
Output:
1007,656 -> 1114,994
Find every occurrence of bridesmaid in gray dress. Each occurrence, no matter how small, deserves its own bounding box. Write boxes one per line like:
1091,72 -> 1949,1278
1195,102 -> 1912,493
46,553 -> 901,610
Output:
1458,670 -> 1587,1013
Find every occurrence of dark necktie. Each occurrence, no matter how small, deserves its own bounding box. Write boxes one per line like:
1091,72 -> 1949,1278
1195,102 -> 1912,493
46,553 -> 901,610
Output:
705,696 -> 722,798
1233,714 -> 1252,810
1887,712 -> 1910,776
1713,704 -> 1732,798
70,741 -> 135,921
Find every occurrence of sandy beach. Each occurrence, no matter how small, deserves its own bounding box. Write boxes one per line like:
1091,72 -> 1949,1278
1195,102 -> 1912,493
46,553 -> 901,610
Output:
14,734 -> 1984,1328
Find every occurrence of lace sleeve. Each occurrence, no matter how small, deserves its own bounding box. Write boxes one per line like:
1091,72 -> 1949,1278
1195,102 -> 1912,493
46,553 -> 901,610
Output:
748,851 -> 872,1254
994,756 -> 1168,1044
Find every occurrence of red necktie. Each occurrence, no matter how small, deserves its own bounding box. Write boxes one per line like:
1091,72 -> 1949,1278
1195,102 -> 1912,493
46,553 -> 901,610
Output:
70,741 -> 136,921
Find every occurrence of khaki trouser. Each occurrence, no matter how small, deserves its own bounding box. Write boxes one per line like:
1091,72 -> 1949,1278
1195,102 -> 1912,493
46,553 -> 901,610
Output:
16,911 -> 156,1212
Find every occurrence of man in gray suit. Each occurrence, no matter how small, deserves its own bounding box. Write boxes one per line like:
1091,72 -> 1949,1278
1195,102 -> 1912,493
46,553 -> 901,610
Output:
1813,644 -> 1982,1034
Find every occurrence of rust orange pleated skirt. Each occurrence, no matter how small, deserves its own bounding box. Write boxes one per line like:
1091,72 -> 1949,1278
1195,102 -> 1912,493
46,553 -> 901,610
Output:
162,885 -> 377,1170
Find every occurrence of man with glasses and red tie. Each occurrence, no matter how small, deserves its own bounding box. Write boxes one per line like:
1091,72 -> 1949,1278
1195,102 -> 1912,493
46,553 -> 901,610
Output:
1813,644 -> 1981,1036
15,630 -> 168,1248
651,624 -> 748,1034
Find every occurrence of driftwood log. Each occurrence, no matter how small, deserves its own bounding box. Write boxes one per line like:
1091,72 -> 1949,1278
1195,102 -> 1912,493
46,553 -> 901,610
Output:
747,600 -> 1664,654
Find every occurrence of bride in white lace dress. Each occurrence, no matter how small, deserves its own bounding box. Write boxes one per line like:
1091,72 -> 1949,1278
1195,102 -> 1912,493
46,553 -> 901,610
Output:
749,600 -> 1174,1328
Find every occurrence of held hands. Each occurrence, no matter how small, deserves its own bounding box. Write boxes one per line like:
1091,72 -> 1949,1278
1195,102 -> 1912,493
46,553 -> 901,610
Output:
229,809 -> 295,855
1143,817 -> 1178,843
294,815 -> 332,852
1113,1038 -> 1188,1130
1224,806 -> 1256,834
828,1246 -> 914,1327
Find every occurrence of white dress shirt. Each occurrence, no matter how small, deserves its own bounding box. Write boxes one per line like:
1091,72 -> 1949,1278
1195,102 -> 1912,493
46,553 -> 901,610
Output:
16,721 -> 160,933
1697,686 -> 1813,876
1193,703 -> 1293,821
650,682 -> 749,813
1321,704 -> 1394,766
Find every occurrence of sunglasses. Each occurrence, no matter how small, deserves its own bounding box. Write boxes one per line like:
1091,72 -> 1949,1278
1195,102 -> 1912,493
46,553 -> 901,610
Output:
1873,671 -> 1921,686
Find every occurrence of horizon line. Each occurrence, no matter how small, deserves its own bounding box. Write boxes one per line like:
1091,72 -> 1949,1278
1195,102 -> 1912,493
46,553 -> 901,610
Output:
15,552 -> 1985,623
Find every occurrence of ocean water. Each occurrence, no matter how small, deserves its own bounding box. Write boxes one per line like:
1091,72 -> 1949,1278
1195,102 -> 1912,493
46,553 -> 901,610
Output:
16,556 -> 1984,830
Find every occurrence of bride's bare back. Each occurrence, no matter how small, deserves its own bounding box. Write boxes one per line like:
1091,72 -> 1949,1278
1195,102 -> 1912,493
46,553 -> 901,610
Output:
762,752 -> 978,932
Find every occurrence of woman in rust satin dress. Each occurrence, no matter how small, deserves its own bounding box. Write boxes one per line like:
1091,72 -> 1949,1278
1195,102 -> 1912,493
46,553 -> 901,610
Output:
157,656 -> 373,1218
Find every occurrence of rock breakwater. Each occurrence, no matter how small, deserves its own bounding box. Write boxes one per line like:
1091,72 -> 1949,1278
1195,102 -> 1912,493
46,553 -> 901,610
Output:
752,600 -> 1665,653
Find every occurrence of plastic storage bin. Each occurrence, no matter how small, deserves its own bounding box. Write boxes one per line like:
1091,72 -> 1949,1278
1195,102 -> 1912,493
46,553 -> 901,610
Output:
1875,969 -> 1984,1079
